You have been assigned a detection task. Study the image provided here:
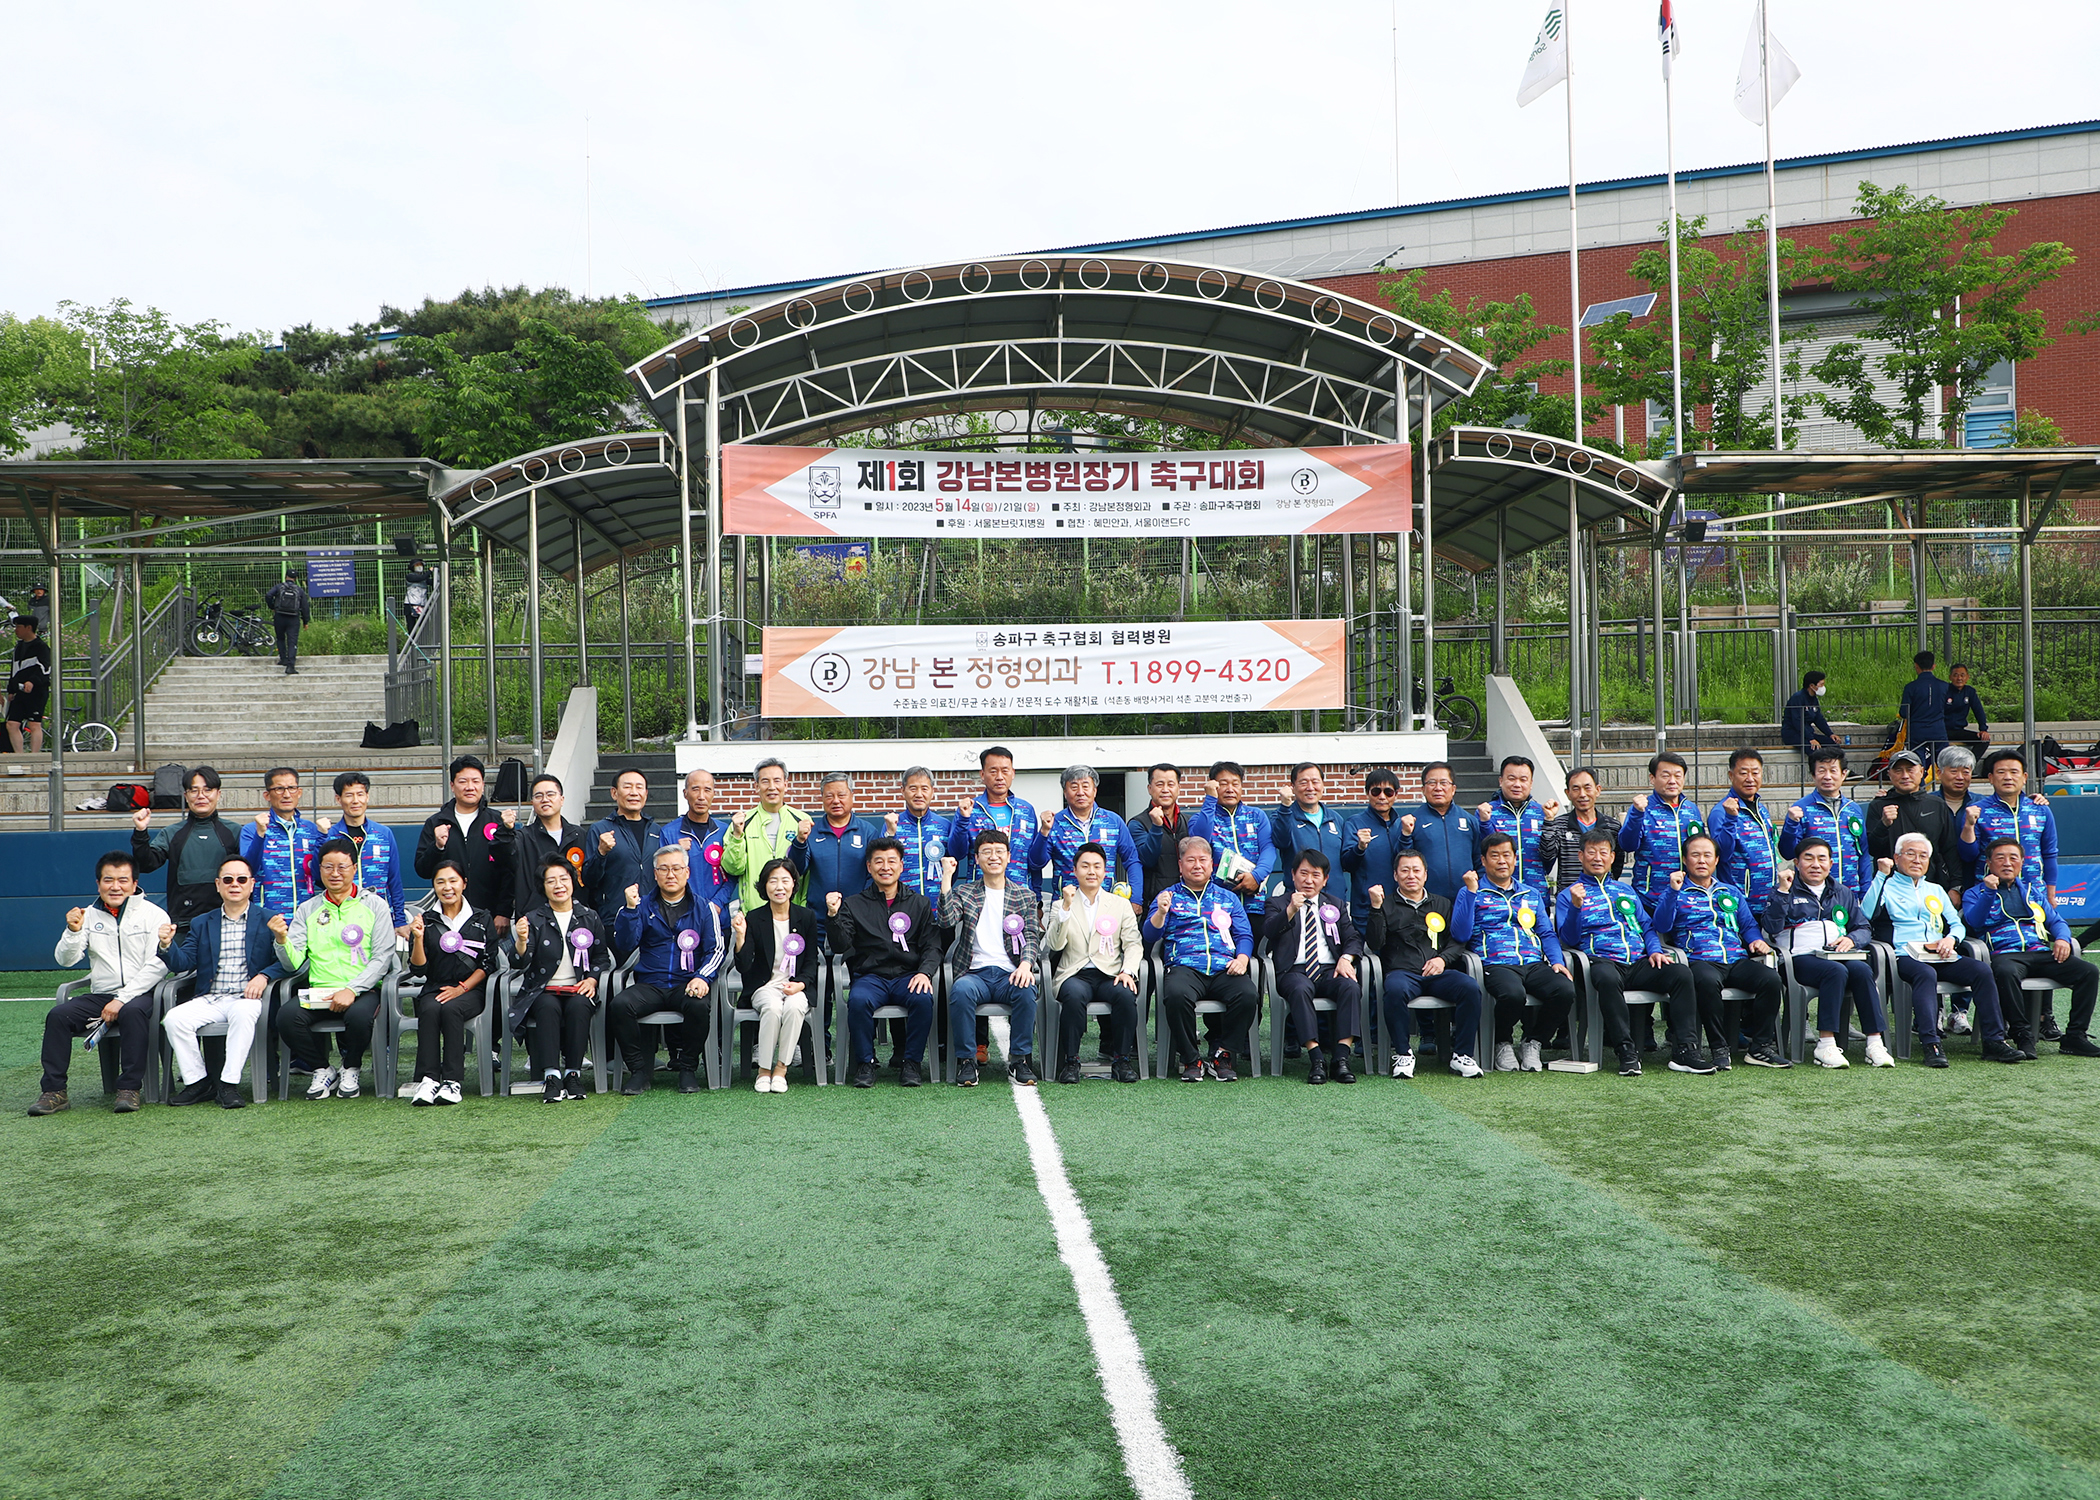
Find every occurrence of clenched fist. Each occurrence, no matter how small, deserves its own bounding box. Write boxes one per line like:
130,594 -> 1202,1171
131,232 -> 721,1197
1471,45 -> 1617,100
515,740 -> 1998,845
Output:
157,922 -> 176,947
513,916 -> 530,950
1668,870 -> 1686,890
1567,883 -> 1587,904
1543,799 -> 1561,817
1461,870 -> 1479,893
433,823 -> 451,848
1776,867 -> 1795,892
731,908 -> 747,941
267,913 -> 289,938
1786,806 -> 1804,823
1722,797 -> 1741,817
500,807 -> 516,829
1875,857 -> 1894,875
1964,805 -> 1982,827
598,830 -> 616,854
1477,801 -> 1494,821
939,856 -> 958,885
795,817 -> 814,842
1356,828 -> 1374,848
132,806 -> 152,832
1399,814 -> 1416,836
1367,885 -> 1385,908
1982,873 -> 2001,890
624,884 -> 641,909
1060,884 -> 1078,909
885,810 -> 899,832
1153,889 -> 1175,917
825,891 -> 842,916
1632,794 -> 1650,813
65,906 -> 85,932
408,913 -> 425,939
254,808 -> 271,831
1881,804 -> 1898,825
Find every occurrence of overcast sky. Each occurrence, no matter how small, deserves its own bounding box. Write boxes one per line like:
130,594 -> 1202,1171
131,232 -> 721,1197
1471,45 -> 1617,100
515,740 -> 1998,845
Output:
4,1 -> 2096,338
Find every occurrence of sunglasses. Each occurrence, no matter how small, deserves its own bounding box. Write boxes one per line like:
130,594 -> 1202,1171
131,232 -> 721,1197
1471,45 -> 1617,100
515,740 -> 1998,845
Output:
218,875 -> 252,885
1368,787 -> 1397,797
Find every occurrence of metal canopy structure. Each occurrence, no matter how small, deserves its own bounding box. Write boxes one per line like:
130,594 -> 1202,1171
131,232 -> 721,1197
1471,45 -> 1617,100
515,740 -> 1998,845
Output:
0,458 -> 443,538
433,433 -> 677,577
1422,427 -> 1674,570
1677,447 -> 2100,502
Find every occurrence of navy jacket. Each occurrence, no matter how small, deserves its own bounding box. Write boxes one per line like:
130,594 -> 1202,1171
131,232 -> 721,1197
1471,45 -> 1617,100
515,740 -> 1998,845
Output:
793,815 -> 878,913
1900,672 -> 1950,744
1782,689 -> 1836,748
165,905 -> 290,990
1395,801 -> 1477,901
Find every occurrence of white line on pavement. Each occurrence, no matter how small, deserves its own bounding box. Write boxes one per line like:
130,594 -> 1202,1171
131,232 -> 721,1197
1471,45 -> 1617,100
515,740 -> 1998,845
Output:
1012,1084 -> 1193,1500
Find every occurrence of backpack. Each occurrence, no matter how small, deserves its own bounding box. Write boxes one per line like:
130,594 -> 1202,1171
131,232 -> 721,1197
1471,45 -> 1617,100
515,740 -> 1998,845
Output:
360,719 -> 420,749
493,756 -> 528,802
107,783 -> 151,812
150,763 -> 187,808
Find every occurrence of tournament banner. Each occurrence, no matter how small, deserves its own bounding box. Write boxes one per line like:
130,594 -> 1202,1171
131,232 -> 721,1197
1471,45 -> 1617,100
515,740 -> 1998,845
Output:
762,619 -> 1345,719
723,443 -> 1410,539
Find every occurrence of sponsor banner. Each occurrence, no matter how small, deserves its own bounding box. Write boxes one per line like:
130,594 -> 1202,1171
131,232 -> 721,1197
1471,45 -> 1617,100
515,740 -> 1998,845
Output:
762,619 -> 1345,719
722,443 -> 1409,539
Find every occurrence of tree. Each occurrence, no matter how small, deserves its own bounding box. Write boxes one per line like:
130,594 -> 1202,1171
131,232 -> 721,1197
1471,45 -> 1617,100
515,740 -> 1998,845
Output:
397,317 -> 641,468
0,314 -> 72,456
33,300 -> 265,460
1376,269 -> 1573,437
1810,183 -> 2075,447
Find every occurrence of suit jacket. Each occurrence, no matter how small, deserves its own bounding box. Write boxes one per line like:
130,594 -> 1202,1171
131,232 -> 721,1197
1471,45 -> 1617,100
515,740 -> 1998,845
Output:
1262,889 -> 1364,973
732,902 -> 825,994
165,904 -> 289,990
1042,888 -> 1143,990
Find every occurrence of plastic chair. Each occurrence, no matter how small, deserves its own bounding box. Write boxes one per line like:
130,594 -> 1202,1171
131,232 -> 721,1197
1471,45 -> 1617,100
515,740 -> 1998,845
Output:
1777,945 -> 1873,1062
1041,959 -> 1151,1080
943,959 -> 1020,1082
54,974 -> 165,1104
717,966 -> 829,1088
1367,950 -> 1467,1076
603,948 -> 721,1091
1151,950 -> 1264,1078
1266,953 -> 1377,1077
1877,939 -> 1980,1061
154,969 -> 269,1106
490,957 -> 611,1097
388,941 -> 517,1098
832,957 -> 936,1083
273,959 -> 399,1099
1567,950 -> 1666,1067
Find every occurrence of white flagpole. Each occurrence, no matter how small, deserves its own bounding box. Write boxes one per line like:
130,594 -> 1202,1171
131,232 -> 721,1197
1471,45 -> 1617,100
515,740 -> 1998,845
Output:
1565,3 -> 1584,764
1761,0 -> 1783,447
1666,41 -> 1685,456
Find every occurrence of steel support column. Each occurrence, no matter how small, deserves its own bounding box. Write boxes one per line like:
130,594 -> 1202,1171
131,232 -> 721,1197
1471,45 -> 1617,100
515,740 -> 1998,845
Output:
481,532 -> 498,763
129,541 -> 145,770
46,491 -> 63,830
574,518 -> 588,686
526,491 -> 544,774
1419,376 -> 1436,731
2020,482 -> 2037,771
618,553 -> 633,753
437,509 -> 453,769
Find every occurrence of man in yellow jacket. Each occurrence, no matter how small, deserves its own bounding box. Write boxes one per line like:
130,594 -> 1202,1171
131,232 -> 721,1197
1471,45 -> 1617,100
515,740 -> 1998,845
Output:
720,757 -> 814,909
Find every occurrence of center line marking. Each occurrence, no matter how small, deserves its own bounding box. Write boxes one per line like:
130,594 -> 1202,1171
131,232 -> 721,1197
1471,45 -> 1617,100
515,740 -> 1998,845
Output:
1012,1084 -> 1193,1500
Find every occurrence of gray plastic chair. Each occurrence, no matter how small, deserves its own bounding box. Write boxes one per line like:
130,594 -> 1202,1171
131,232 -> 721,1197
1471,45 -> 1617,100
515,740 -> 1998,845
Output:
1151,950 -> 1264,1079
154,968 -> 268,1105
56,974 -> 164,1104
1041,960 -> 1151,1080
1266,953 -> 1376,1077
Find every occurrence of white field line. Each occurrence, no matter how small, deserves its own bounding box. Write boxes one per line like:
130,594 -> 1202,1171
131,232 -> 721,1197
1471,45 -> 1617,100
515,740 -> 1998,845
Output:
1012,1084 -> 1193,1500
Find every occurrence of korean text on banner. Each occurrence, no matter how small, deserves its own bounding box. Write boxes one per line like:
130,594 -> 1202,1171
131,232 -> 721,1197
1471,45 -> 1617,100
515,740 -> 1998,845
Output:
762,620 -> 1346,720
722,445 -> 1410,539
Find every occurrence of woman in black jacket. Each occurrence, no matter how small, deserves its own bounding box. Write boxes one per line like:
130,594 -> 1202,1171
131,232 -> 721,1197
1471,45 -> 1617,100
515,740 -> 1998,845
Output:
406,859 -> 493,1106
509,854 -> 611,1103
733,858 -> 823,1093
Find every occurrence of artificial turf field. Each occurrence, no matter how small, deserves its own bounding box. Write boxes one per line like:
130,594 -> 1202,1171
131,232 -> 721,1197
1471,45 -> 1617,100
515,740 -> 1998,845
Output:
6,994 -> 2100,1500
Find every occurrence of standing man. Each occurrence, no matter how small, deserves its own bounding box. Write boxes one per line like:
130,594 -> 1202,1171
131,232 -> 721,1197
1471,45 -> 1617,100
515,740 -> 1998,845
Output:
1555,829 -> 1707,1077
160,854 -> 285,1108
1866,750 -> 1960,892
721,757 -> 812,910
1538,766 -> 1621,891
1341,767 -> 1405,929
326,770 -> 408,940
241,767 -> 324,929
1395,761 -> 1475,901
1263,850 -> 1363,1084
1454,833 -> 1574,1073
829,837 -> 941,1088
796,772 -> 876,917
584,768 -> 659,915
271,838 -> 398,1100
1147,837 -> 1257,1082
886,767 -> 957,901
1782,670 -> 1839,754
1619,751 -> 1706,904
28,851 -> 169,1116
1708,749 -> 1783,908
937,829 -> 1043,1087
661,768 -> 734,911
1779,747 -> 1871,897
1127,762 -> 1189,909
1475,755 -> 1555,887
1189,762 -> 1276,925
1935,745 -> 1983,890
1945,663 -> 1990,746
513,771 -> 590,917
413,755 -> 516,933
953,745 -> 1040,885
264,573 -> 311,675
130,765 -> 241,927
6,611 -> 51,753
1964,837 -> 2100,1059
1272,762 -> 1345,899
1365,849 -> 1485,1079
609,845 -> 725,1094
1900,650 -> 1951,768
1034,764 -> 1143,902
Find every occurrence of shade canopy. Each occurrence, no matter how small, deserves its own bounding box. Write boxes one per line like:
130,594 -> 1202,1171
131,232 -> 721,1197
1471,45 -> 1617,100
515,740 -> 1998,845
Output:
1676,448 -> 2100,501
1421,427 -> 1676,571
432,433 -> 678,577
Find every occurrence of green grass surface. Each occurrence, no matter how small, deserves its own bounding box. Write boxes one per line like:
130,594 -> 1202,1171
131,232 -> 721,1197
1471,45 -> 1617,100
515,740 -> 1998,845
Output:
0,972 -> 91,1000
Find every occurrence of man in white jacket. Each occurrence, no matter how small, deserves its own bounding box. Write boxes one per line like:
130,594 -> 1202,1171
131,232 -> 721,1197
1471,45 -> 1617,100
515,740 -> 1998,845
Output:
31,850 -> 170,1115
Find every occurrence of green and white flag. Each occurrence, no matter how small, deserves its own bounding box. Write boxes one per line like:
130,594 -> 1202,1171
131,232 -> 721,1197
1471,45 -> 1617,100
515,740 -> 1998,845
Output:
1517,6 -> 1570,107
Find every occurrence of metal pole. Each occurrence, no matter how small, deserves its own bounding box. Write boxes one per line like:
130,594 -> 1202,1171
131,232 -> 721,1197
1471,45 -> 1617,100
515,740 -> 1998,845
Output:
2020,481 -> 2036,769
1651,535 -> 1667,752
526,491 -> 544,774
574,517 -> 588,686
676,392 -> 701,741
130,540 -> 145,770
618,552 -> 633,753
1913,494 -> 1930,653
1288,533 -> 1302,734
1564,1 -> 1585,768
438,509 -> 453,768
1341,532 -> 1356,726
704,373 -> 725,741
1394,365 -> 1414,730
46,491 -> 64,830
1419,374 -> 1437,730
1665,42 -> 1685,455
1586,531 -> 1602,744
481,532 -> 498,764
1494,510 -> 1508,676
1760,0 -> 1784,448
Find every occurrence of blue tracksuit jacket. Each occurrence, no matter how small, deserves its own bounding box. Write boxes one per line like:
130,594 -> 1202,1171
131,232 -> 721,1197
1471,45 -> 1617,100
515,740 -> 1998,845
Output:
612,889 -> 727,989
1617,795 -> 1707,901
954,795 -> 1040,885
1900,671 -> 1950,745
1188,797 -> 1277,911
324,818 -> 408,930
1778,792 -> 1870,893
1963,875 -> 2071,954
890,808 -> 958,898
793,816 -> 878,914
240,814 -> 325,924
1452,879 -> 1562,967
1958,793 -> 2059,888
1396,801 -> 1477,901
1145,879 -> 1253,973
657,813 -> 735,910
1475,796 -> 1549,886
1340,806 -> 1403,927
1707,794 -> 1783,906
1272,803 -> 1346,897
1651,879 -> 1761,964
1554,878 -> 1663,964
1034,806 -> 1143,900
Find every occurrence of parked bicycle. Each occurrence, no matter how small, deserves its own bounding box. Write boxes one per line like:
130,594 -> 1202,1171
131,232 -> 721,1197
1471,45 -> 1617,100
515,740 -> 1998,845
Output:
188,596 -> 273,657
1407,676 -> 1483,741
65,720 -> 119,754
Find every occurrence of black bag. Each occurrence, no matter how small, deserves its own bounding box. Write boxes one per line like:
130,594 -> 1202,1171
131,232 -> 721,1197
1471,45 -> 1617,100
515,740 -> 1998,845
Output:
360,719 -> 420,750
107,783 -> 150,812
150,763 -> 187,808
493,756 -> 528,802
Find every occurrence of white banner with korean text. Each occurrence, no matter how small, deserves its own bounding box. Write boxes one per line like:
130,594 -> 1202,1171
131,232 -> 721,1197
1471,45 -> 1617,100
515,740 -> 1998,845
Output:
761,620 -> 1346,719
722,443 -> 1410,538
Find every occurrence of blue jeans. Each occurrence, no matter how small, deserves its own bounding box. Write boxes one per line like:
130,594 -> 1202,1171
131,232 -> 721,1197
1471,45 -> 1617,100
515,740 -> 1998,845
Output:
1381,967 -> 1481,1058
847,973 -> 933,1066
949,965 -> 1038,1059
1792,952 -> 1886,1035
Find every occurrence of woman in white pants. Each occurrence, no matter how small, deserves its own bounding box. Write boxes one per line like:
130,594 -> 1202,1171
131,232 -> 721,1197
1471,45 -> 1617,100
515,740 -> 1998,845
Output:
160,855 -> 288,1108
732,859 -> 821,1092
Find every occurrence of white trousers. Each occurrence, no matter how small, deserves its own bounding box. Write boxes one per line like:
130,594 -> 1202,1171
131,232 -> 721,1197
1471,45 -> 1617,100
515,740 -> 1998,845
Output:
749,981 -> 810,1070
163,993 -> 264,1084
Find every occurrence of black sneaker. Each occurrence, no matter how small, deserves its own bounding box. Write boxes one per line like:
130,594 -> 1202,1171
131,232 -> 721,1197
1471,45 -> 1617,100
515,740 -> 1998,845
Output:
1744,1045 -> 1792,1069
563,1070 -> 586,1099
852,1060 -> 876,1088
2060,1032 -> 2100,1058
676,1068 -> 702,1094
1667,1043 -> 1715,1075
2040,1014 -> 2064,1042
1056,1060 -> 1082,1085
621,1065 -> 653,1096
1710,1046 -> 1733,1072
1010,1055 -> 1038,1087
1180,1059 -> 1205,1082
168,1078 -> 216,1107
1283,1045 -> 1301,1060
2013,1031 -> 2040,1061
900,1059 -> 924,1088
1330,1047 -> 1355,1083
886,1053 -> 904,1072
1306,1050 -> 1327,1085
1981,1035 -> 2026,1063
956,1058 -> 980,1088
1616,1041 -> 1642,1077
217,1081 -> 247,1108
1111,1056 -> 1139,1083
1211,1051 -> 1238,1083
541,1072 -> 565,1103
1922,1042 -> 1949,1068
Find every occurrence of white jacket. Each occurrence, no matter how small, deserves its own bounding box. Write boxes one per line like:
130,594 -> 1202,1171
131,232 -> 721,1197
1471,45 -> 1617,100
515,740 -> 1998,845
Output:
54,895 -> 170,1003
1042,888 -> 1144,990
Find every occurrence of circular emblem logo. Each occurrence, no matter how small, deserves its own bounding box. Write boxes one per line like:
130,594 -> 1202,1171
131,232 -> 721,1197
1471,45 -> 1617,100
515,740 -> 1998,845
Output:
811,653 -> 852,694
1290,467 -> 1319,496
1717,893 -> 1738,914
1425,913 -> 1446,933
318,911 -> 331,926
1517,904 -> 1536,929
1833,909 -> 1848,928
567,847 -> 583,868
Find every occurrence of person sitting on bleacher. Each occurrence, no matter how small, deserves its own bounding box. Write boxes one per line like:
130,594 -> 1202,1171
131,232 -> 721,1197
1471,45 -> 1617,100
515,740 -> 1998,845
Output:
829,836 -> 941,1089
1453,831 -> 1572,1074
1365,849 -> 1484,1080
1780,747 -> 1871,895
1963,837 -> 2100,1061
1618,751 -> 1705,902
1708,748 -> 1783,906
510,854 -> 611,1104
160,854 -> 285,1109
611,844 -> 724,1096
1554,828 -> 1708,1078
1147,835 -> 1257,1083
937,828 -> 1044,1088
28,851 -> 170,1117
1262,849 -> 1362,1084
403,858 -> 492,1107
1650,833 -> 1784,1071
1760,838 -> 1893,1070
1861,832 -> 2016,1068
731,858 -> 823,1094
1043,842 -> 1144,1084
271,838 -> 398,1101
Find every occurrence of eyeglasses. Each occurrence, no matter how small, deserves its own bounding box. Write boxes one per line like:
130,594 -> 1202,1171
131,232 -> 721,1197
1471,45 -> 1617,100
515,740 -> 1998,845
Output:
217,875 -> 252,885
1367,787 -> 1397,798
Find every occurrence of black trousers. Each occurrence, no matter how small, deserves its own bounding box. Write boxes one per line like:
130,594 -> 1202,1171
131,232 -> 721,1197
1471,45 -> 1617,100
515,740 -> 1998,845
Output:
277,987 -> 381,1069
274,616 -> 301,668
1056,970 -> 1139,1063
610,982 -> 709,1069
519,985 -> 595,1075
40,990 -> 150,1094
1585,957 -> 1697,1049
1687,957 -> 1781,1051
1483,962 -> 1575,1046
1989,950 -> 2100,1039
1161,965 -> 1258,1065
412,982 -> 487,1083
1276,966 -> 1362,1043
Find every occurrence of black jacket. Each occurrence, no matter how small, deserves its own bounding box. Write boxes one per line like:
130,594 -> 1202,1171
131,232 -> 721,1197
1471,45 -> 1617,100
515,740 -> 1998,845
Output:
1782,689 -> 1835,748
1364,892 -> 1458,977
132,812 -> 242,924
828,886 -> 940,982
513,817 -> 589,916
414,800 -> 516,919
506,902 -> 611,1030
1864,787 -> 1962,891
409,905 -> 495,994
734,903 -> 824,993
1262,890 -> 1364,972
264,580 -> 311,624
1128,804 -> 1191,907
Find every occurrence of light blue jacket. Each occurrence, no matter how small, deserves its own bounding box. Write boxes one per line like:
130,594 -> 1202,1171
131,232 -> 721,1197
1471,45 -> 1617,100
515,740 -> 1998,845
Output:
1861,870 -> 1966,949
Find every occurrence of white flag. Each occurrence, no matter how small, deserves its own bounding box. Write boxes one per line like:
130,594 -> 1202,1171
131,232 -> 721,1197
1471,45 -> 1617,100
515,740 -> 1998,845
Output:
1733,1 -> 1801,124
1658,0 -> 1678,80
1517,6 -> 1570,107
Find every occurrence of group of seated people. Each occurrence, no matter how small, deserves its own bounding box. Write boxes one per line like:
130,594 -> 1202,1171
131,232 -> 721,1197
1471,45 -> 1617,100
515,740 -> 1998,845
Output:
24,735 -> 2093,1114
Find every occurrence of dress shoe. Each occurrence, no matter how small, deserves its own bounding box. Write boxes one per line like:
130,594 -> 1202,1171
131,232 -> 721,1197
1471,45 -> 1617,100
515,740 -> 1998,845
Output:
676,1068 -> 702,1093
1305,1050 -> 1327,1085
168,1078 -> 216,1107
1330,1047 -> 1355,1083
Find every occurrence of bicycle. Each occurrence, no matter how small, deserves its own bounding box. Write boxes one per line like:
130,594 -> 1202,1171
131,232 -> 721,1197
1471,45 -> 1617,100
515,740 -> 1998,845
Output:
188,596 -> 274,657
1407,676 -> 1483,741
66,720 -> 119,754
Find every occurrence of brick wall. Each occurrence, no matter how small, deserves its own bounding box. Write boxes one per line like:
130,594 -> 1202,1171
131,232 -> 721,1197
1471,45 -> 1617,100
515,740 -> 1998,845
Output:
707,762 -> 1425,816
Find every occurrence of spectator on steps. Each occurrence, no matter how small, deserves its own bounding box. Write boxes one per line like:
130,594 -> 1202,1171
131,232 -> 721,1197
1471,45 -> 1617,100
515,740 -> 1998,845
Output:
7,612 -> 51,753
264,575 -> 310,675
326,770 -> 408,940
400,557 -> 433,636
1945,663 -> 1991,746
414,755 -> 516,933
1900,651 -> 1952,769
1782,670 -> 1839,753
130,765 -> 241,927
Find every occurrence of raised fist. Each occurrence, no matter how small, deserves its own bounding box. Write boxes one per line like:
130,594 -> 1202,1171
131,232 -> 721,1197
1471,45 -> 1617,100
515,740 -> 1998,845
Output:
1285,890 -> 1305,916
1368,885 -> 1385,908
1982,873 -> 2001,890
131,806 -> 152,831
434,823 -> 451,848
1061,884 -> 1078,909
1357,828 -> 1374,848
826,891 -> 842,916
795,817 -> 814,842
1153,889 -> 1175,916
1881,804 -> 1898,825
1477,801 -> 1493,821
1875,857 -> 1894,875
1567,883 -> 1587,904
65,906 -> 85,932
157,922 -> 176,947
732,809 -> 750,832
513,916 -> 530,949
624,884 -> 641,908
1461,869 -> 1479,893
1964,805 -> 1982,826
255,807 -> 272,831
939,856 -> 958,885
267,913 -> 289,938
1668,870 -> 1686,890
500,807 -> 517,829
1632,794 -> 1649,813
1776,867 -> 1794,892
1204,779 -> 1219,799
1543,799 -> 1561,817
1723,797 -> 1740,816
731,908 -> 747,940
1786,806 -> 1804,823
598,829 -> 616,854
409,913 -> 425,939
1399,814 -> 1416,836
885,810 -> 899,832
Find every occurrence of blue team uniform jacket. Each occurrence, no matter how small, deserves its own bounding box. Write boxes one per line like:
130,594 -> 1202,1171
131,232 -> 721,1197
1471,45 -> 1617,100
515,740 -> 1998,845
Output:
891,808 -> 958,897
1475,796 -> 1549,886
1554,878 -> 1663,963
1651,879 -> 1761,963
1778,792 -> 1871,893
324,818 -> 408,929
1963,875 -> 2071,954
657,813 -> 735,910
793,816 -> 878,914
1339,805 -> 1403,927
1958,793 -> 2059,888
1034,806 -> 1143,899
1188,797 -> 1277,909
1145,880 -> 1253,973
240,814 -> 325,924
1617,796 -> 1707,901
1452,879 -> 1562,967
1396,802 -> 1476,901
1707,794 -> 1783,905
612,889 -> 727,990
954,795 -> 1040,885
1272,803 -> 1346,899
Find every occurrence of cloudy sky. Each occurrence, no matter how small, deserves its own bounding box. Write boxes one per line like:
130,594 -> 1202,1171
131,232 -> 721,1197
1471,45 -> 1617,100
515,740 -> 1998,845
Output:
4,1 -> 2095,337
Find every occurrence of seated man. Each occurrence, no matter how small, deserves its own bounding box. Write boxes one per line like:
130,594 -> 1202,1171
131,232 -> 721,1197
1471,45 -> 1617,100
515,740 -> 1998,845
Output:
271,838 -> 400,1100
1553,828 -> 1708,1077
936,829 -> 1043,1087
1453,832 -> 1573,1073
829,836 -> 941,1088
29,850 -> 170,1116
1782,670 -> 1839,753
1760,838 -> 1893,1069
1365,849 -> 1484,1079
1146,836 -> 1257,1082
1963,837 -> 2100,1060
1043,842 -> 1144,1083
160,854 -> 285,1108
1862,832 -> 2016,1067
610,844 -> 724,1095
1262,849 -> 1362,1084
1651,833 -> 1784,1069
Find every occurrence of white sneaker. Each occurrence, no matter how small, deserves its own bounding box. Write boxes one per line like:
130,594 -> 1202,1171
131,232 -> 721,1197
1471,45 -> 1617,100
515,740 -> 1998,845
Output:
1450,1053 -> 1485,1079
1493,1042 -> 1520,1073
436,1080 -> 463,1104
1518,1040 -> 1543,1072
336,1066 -> 362,1098
1864,1037 -> 1895,1069
408,1077 -> 439,1107
1812,1037 -> 1850,1069
1947,1009 -> 1973,1036
306,1066 -> 339,1100
1391,1051 -> 1416,1079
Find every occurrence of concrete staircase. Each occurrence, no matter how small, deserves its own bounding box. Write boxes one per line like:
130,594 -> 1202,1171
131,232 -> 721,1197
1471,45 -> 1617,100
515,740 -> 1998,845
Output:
138,654 -> 389,756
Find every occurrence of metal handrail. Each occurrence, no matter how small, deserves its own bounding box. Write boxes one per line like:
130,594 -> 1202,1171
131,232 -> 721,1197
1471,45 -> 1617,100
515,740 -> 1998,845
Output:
66,585 -> 193,728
